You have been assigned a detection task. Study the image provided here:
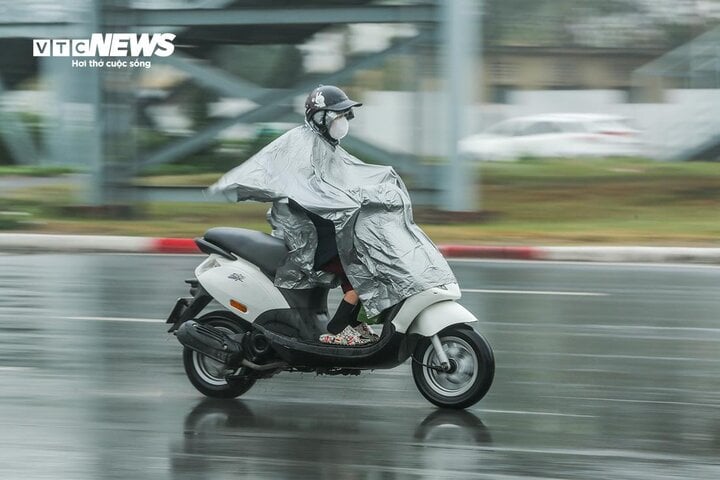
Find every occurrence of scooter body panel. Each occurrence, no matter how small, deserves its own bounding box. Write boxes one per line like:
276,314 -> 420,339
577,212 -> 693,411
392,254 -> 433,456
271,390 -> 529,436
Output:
406,301 -> 478,337
189,256 -> 474,367
195,254 -> 289,322
390,283 -> 462,334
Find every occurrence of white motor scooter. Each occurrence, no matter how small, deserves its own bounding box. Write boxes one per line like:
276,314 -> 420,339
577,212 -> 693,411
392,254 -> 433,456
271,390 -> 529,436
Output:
167,227 -> 494,409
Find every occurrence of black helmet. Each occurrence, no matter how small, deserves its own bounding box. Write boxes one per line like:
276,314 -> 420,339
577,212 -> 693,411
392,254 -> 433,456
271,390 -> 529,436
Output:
304,85 -> 362,123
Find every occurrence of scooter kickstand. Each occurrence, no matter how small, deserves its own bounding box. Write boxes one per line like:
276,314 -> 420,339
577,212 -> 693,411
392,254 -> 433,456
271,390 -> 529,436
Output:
431,335 -> 451,372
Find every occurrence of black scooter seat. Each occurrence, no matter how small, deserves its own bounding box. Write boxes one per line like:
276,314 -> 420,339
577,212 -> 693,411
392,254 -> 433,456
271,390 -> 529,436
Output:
204,227 -> 288,276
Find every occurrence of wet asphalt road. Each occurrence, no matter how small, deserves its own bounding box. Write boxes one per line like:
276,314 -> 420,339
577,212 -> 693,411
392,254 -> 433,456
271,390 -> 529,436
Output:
0,254 -> 719,479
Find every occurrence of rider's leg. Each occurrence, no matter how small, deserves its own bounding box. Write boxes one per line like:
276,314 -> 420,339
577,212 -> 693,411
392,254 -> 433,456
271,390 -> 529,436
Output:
326,289 -> 360,334
320,257 -> 362,334
343,289 -> 359,305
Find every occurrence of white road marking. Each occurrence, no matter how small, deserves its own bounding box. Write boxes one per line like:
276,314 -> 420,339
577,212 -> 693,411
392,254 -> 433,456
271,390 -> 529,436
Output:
61,316 -> 162,323
485,321 -> 720,333
428,446 -> 698,463
543,395 -> 720,409
481,408 -> 594,418
498,350 -> 720,363
449,258 -> 720,270
462,288 -> 608,297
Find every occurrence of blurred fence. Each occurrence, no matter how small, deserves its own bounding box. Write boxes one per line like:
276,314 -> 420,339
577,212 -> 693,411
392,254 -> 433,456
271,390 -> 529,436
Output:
0,0 -> 718,216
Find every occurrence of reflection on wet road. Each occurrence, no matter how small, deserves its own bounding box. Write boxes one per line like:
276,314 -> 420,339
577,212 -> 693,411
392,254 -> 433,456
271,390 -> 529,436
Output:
1,254 -> 719,479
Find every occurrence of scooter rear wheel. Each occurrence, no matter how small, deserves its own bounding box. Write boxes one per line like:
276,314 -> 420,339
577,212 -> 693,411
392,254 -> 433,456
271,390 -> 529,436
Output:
182,311 -> 256,399
411,325 -> 494,409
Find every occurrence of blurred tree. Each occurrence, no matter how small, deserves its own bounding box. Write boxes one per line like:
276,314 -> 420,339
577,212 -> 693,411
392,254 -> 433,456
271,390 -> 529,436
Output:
485,0 -> 640,46
484,0 -> 718,48
0,140 -> 13,166
183,85 -> 216,129
211,45 -> 303,89
0,39 -> 37,88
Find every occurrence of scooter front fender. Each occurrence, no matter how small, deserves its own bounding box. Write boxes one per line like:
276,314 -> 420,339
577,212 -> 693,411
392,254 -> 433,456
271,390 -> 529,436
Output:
406,301 -> 478,337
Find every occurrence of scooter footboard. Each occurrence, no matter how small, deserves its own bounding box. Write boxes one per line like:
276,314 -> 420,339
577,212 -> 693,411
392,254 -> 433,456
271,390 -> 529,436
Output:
255,322 -> 407,369
406,301 -> 478,337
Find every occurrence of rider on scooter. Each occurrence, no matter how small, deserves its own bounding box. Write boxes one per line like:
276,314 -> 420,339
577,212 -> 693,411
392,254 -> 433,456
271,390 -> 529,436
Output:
210,85 -> 457,347
299,86 -> 374,345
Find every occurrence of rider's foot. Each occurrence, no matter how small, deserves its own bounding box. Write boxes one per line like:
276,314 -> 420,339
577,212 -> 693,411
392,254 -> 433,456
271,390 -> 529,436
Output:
319,325 -> 372,346
354,323 -> 379,341
326,300 -> 360,334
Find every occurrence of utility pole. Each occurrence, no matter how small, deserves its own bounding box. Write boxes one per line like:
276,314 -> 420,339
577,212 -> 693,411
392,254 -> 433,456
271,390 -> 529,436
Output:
440,0 -> 481,212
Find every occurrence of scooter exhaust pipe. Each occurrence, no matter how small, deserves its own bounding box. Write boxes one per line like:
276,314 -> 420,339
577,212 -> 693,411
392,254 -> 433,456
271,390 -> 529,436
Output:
242,330 -> 272,363
251,332 -> 271,355
175,321 -> 243,365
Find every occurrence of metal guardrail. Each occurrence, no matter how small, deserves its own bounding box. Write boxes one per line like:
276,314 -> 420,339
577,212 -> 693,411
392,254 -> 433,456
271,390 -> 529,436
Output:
112,5 -> 437,27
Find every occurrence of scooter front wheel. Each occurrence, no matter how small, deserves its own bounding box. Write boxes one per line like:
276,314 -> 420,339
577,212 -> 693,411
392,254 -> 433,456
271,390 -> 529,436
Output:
182,311 -> 256,399
411,325 -> 494,409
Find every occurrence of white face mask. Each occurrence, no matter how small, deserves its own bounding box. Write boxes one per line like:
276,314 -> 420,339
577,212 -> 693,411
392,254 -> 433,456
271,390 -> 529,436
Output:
328,116 -> 349,140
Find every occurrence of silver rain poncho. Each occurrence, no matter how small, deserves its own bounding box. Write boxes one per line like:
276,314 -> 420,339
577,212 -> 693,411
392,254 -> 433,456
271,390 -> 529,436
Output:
210,125 -> 456,317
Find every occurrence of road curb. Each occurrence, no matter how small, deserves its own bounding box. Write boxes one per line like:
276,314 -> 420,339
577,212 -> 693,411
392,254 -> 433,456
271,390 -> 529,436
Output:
438,245 -> 541,260
0,233 -> 154,253
540,246 -> 720,264
151,237 -> 199,254
1,233 -> 719,264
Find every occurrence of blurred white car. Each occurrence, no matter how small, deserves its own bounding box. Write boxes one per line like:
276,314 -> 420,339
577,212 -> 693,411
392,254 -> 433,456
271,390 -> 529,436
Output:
459,114 -> 643,161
